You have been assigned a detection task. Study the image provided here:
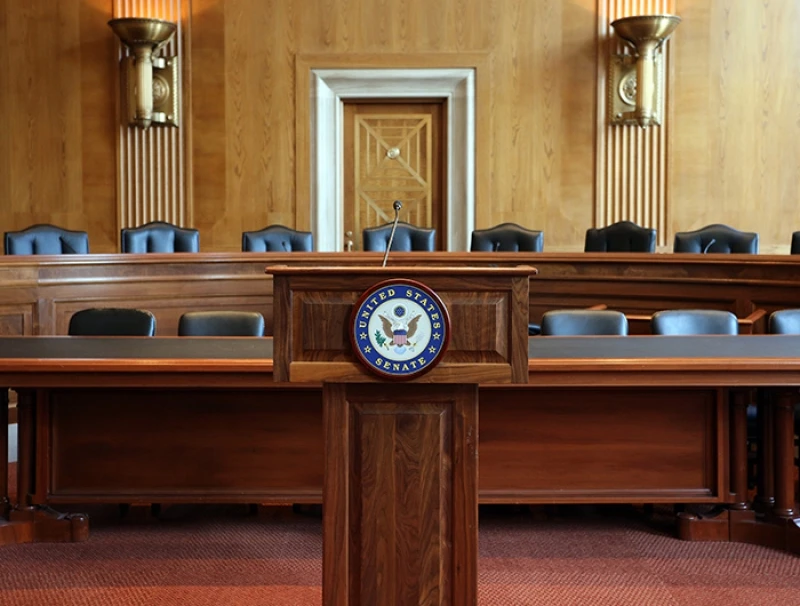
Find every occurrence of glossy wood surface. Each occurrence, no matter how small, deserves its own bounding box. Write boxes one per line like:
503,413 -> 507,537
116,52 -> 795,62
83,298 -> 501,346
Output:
278,266 -> 519,605
3,251 -> 800,341
323,383 -> 477,606
0,335 -> 797,555
270,265 -> 533,384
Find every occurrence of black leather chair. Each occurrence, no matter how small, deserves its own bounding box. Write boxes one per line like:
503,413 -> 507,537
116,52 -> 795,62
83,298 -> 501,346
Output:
541,310 -> 628,336
68,308 -> 156,336
790,232 -> 800,255
121,221 -> 199,253
673,224 -> 758,254
470,223 -> 544,335
650,309 -> 738,335
470,223 -> 543,252
178,311 -> 265,337
584,221 -> 656,253
362,222 -> 435,252
242,225 -> 313,252
5,224 -> 89,255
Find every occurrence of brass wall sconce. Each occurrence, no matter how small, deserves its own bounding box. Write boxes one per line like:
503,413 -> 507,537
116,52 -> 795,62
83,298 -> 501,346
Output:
608,14 -> 681,128
108,17 -> 179,129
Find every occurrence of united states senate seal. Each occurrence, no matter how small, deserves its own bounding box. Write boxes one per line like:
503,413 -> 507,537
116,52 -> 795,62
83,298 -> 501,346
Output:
351,279 -> 450,380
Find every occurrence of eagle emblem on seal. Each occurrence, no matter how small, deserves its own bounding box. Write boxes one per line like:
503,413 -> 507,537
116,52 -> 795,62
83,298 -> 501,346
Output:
379,305 -> 421,353
351,279 -> 450,379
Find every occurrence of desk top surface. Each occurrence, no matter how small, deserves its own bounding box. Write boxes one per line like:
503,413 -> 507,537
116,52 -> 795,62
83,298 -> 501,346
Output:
0,335 -> 799,361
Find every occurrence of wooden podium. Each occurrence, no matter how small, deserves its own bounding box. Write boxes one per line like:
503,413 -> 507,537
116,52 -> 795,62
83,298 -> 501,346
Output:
269,265 -> 534,606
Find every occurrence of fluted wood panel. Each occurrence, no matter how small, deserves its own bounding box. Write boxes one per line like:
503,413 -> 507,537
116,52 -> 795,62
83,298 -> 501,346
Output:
190,0 -> 598,251
113,0 -> 190,238
0,0 -> 117,251
597,0 -> 676,248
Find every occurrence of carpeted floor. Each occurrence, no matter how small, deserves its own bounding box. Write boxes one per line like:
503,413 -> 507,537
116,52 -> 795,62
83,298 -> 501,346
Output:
2,467 -> 800,605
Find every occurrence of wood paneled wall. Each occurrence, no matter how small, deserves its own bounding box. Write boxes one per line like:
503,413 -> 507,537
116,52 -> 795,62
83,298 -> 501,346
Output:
190,0 -> 597,251
0,0 -> 797,253
672,0 -> 800,253
0,0 -> 117,251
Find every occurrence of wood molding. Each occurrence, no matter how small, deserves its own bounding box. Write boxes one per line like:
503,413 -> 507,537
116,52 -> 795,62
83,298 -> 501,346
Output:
295,53 -> 491,251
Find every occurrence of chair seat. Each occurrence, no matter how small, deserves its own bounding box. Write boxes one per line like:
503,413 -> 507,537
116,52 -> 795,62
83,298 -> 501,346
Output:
471,223 -> 543,252
541,310 -> 628,336
242,225 -> 313,252
5,224 -> 89,255
178,311 -> 265,336
584,221 -> 655,253
673,224 -> 758,254
68,308 -> 156,336
650,309 -> 738,335
121,221 -> 200,253
362,222 -> 436,252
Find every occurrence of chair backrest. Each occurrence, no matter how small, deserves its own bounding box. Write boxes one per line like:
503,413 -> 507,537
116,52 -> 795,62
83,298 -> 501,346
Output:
121,221 -> 200,253
362,222 -> 436,252
242,225 -> 313,252
470,223 -> 543,252
673,224 -> 758,254
5,224 -> 89,255
650,309 -> 738,335
584,221 -> 656,253
68,308 -> 156,336
541,310 -> 628,336
178,311 -> 265,336
791,232 -> 800,255
769,309 -> 800,334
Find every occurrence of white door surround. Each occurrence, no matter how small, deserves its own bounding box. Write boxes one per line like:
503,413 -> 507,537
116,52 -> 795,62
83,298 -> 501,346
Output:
309,68 -> 476,252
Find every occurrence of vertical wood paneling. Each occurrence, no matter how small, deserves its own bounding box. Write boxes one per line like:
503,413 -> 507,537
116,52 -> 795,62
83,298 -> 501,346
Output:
0,0 -> 116,251
113,0 -> 188,238
192,0 -> 597,251
597,0 -> 675,247
1,1 -> 798,252
672,0 -> 800,253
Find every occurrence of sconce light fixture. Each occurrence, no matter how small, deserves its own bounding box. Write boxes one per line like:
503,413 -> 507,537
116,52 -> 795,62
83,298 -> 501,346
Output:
108,17 -> 179,129
608,14 -> 681,128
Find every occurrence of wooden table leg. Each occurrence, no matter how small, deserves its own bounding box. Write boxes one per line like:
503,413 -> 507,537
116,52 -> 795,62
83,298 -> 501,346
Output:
1,387 -> 8,516
753,390 -> 775,513
323,382 -> 478,606
678,388 -> 746,541
728,389 -> 761,542
2,389 -> 88,544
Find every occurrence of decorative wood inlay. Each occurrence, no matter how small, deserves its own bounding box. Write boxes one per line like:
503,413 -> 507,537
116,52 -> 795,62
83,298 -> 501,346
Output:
354,111 -> 434,234
112,1 -> 190,241
597,0 -> 676,248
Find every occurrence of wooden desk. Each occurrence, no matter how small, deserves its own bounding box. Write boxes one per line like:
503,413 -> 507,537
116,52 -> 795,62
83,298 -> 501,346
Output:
0,335 -> 797,555
1,251 -> 800,337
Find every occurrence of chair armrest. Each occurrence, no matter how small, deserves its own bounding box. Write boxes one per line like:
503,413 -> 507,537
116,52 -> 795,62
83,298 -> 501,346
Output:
738,308 -> 768,334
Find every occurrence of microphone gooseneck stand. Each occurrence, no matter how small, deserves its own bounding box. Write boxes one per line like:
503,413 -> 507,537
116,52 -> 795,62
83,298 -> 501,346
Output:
382,200 -> 403,267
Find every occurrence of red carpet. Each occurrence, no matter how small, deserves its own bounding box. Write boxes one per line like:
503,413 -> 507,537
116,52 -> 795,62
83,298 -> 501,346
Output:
3,466 -> 800,605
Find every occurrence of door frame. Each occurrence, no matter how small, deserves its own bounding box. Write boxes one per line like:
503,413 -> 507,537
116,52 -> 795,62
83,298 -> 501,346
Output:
306,68 -> 475,252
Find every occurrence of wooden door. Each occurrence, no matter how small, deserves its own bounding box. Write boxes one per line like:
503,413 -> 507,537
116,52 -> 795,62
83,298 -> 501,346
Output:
343,101 -> 446,251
